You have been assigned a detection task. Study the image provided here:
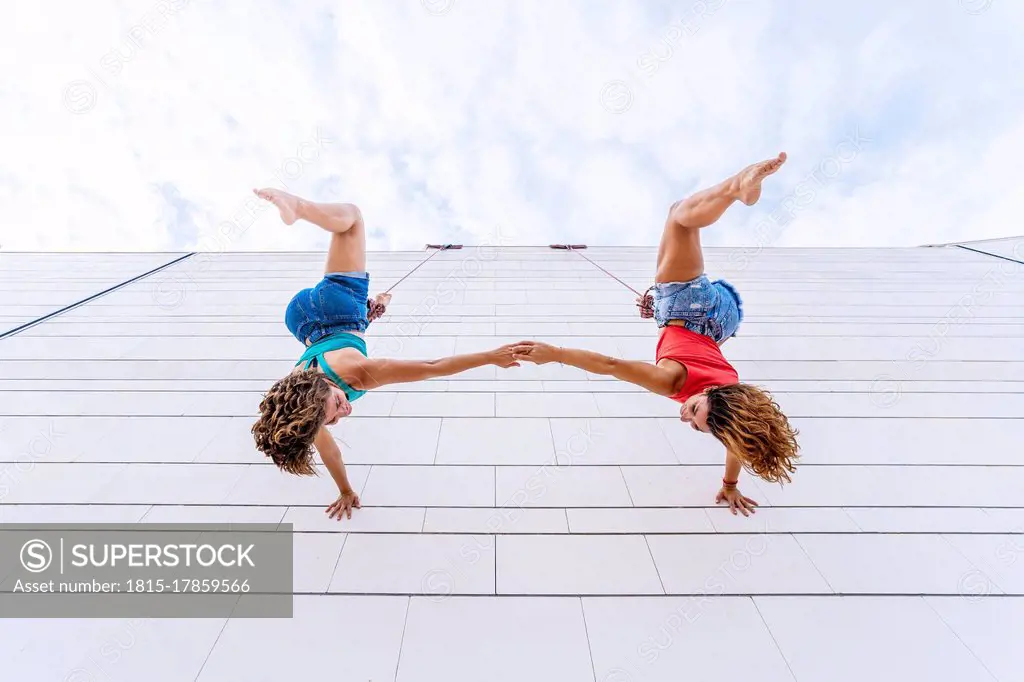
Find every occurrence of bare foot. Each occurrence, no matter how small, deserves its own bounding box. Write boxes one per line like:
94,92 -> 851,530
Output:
253,188 -> 301,225
736,152 -> 787,206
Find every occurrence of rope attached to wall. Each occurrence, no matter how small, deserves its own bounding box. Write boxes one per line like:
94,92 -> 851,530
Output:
552,245 -> 655,319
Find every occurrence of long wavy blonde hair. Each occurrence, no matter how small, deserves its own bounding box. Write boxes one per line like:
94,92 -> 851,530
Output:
705,383 -> 800,484
251,368 -> 331,476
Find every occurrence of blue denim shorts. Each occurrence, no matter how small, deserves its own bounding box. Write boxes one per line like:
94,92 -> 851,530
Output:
285,272 -> 370,344
652,274 -> 744,343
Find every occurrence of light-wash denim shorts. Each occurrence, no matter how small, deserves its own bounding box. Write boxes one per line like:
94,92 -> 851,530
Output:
652,274 -> 744,343
285,271 -> 370,344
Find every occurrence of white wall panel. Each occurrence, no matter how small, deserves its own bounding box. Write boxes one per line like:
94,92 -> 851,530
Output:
2,244 -> 1020,678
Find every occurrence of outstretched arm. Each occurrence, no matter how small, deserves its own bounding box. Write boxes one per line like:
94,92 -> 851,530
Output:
351,343 -> 527,389
513,341 -> 682,397
313,427 -> 360,520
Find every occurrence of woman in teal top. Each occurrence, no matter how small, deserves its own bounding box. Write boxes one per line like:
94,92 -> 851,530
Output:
250,188 -> 526,520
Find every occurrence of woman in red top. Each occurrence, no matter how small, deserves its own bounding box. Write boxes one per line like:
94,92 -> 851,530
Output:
515,154 -> 799,515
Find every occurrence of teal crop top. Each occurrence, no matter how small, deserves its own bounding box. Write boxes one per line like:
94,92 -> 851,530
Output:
295,333 -> 368,402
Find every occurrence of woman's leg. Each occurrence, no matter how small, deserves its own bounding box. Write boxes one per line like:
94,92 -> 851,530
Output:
655,153 -> 786,283
254,188 -> 366,273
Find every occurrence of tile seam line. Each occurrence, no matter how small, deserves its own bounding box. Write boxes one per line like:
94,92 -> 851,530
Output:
6,414 -> 1024,420
938,532 -> 1011,595
192,613 -> 232,682
6,379 -> 1024,383
750,598 -> 800,682
578,598 -> 600,682
11,359 -> 1024,364
4,499 -> 1019,503
922,597 -> 1002,682
0,529 -> 1022,537
0,252 -> 197,340
392,596 -> 414,682
10,461 -> 1024,468
7,389 -> 1024,396
13,334 -> 1024,339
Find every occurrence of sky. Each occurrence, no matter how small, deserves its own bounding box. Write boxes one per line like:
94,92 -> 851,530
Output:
1,0 -> 1023,253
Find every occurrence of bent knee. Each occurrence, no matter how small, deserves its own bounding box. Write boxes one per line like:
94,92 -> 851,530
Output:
340,203 -> 364,226
668,199 -> 694,227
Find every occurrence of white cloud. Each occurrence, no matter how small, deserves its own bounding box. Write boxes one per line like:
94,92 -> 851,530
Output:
0,0 -> 1022,254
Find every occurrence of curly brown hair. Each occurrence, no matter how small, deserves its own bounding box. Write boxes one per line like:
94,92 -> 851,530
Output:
705,383 -> 800,484
251,368 -> 331,476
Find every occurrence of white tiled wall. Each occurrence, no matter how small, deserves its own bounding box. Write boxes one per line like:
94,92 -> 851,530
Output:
1,244 -> 1021,680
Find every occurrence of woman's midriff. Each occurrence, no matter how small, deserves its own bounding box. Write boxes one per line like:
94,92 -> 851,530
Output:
304,330 -> 365,346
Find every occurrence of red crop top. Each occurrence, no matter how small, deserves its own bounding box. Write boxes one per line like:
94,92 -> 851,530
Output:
655,325 -> 739,402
